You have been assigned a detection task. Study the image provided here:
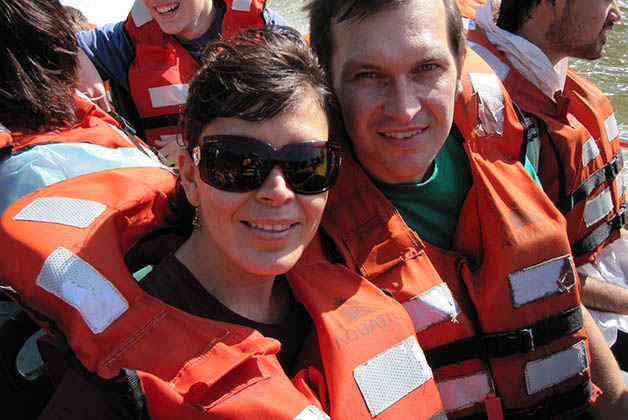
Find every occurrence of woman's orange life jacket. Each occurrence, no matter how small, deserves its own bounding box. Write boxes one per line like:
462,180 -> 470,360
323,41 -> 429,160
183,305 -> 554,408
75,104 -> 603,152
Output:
320,48 -> 596,419
0,165 -> 446,419
124,0 -> 266,147
466,25 -> 624,266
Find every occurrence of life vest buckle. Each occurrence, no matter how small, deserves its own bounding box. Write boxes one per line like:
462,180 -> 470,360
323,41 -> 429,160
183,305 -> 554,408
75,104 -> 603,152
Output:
485,328 -> 535,358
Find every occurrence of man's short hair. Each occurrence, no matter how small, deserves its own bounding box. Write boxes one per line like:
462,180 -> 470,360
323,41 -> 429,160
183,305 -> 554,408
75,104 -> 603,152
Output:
305,0 -> 466,79
496,0 -> 541,33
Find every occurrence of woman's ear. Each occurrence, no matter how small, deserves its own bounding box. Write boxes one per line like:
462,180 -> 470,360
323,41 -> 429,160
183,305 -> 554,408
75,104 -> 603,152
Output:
178,149 -> 201,207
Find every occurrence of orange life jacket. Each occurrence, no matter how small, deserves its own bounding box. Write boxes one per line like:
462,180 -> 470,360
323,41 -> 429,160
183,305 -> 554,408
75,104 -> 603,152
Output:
320,48 -> 595,419
0,166 -> 446,419
455,0 -> 486,20
466,25 -> 625,266
124,0 -> 266,147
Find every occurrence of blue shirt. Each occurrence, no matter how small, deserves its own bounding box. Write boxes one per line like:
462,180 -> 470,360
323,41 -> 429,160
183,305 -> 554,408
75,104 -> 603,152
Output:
77,0 -> 287,92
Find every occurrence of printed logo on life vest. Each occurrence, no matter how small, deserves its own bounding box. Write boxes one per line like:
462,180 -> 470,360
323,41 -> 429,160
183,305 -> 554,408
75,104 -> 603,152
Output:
502,203 -> 554,248
334,299 -> 403,350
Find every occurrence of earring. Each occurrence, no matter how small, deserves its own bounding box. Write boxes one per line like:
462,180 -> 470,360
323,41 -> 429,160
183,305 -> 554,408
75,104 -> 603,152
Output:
192,207 -> 202,229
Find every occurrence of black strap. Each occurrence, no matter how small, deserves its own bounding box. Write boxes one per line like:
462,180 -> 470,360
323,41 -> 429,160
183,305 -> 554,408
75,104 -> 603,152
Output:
557,152 -> 624,215
428,410 -> 448,420
458,379 -> 592,420
425,306 -> 583,369
141,113 -> 180,131
571,206 -> 627,258
123,368 -> 151,420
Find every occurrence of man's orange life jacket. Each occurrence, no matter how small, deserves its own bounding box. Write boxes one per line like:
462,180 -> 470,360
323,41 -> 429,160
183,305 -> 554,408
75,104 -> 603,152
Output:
0,165 -> 446,419
320,48 -> 595,419
124,0 -> 266,147
466,25 -> 625,266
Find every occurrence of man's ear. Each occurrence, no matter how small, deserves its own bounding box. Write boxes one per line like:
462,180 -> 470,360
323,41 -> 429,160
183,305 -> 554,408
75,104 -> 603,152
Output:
178,149 -> 200,207
541,0 -> 562,18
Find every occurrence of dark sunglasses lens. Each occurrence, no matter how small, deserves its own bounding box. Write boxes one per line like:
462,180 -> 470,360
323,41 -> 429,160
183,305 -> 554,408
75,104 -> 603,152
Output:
283,144 -> 340,194
202,140 -> 269,191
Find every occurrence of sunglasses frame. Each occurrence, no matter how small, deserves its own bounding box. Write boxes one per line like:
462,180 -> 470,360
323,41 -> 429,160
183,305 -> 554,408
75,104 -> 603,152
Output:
192,134 -> 341,194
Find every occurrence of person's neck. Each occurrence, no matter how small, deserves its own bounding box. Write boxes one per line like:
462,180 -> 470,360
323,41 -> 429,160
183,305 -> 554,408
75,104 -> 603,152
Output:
175,233 -> 290,324
175,0 -> 216,42
515,22 -> 564,67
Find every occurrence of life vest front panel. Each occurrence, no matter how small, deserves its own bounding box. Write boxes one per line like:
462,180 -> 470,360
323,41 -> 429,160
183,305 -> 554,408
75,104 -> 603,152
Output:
287,239 -> 446,420
124,0 -> 267,147
321,48 -> 593,418
467,25 -> 625,266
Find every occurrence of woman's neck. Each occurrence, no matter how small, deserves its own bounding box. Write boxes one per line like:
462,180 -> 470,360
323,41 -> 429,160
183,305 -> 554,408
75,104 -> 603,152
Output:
175,234 -> 291,324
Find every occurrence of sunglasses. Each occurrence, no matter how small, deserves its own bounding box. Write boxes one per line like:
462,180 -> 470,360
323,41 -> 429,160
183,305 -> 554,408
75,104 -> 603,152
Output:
192,135 -> 341,194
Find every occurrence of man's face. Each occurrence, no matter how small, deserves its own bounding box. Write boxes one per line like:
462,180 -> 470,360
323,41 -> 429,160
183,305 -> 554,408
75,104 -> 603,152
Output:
547,0 -> 622,61
142,0 -> 214,41
329,0 -> 462,184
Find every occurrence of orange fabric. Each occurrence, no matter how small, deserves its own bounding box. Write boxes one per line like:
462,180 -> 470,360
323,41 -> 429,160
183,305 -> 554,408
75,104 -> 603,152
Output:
467,26 -> 623,266
124,1 -> 266,147
456,0 -> 486,19
320,48 -> 592,418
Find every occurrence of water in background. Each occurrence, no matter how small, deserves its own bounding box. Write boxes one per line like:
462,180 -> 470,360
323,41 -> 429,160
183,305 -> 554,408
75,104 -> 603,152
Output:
268,0 -> 628,136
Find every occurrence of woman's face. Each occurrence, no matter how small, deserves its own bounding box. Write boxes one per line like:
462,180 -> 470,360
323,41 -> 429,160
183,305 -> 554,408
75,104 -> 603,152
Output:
180,96 -> 330,277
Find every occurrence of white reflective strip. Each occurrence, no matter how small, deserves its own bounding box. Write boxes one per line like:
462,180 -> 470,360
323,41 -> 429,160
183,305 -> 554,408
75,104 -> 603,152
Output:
469,72 -> 505,137
354,336 -> 432,417
525,341 -> 588,395
462,18 -> 476,31
130,0 -> 153,27
436,371 -> 494,413
148,84 -> 189,108
292,405 -> 330,420
36,247 -> 128,334
468,42 -> 510,81
617,164 -> 626,200
584,188 -> 613,227
605,113 -> 619,142
509,255 -> 576,308
0,122 -> 8,132
13,197 -> 106,229
581,137 -> 600,168
232,0 -> 253,11
402,283 -> 460,333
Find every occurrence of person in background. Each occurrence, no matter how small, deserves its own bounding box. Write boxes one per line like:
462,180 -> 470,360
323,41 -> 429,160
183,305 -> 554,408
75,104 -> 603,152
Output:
464,0 -> 628,373
306,0 -> 628,417
75,0 -> 287,165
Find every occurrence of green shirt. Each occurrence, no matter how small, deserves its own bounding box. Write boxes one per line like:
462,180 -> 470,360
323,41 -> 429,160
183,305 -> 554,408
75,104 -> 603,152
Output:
371,133 -> 542,250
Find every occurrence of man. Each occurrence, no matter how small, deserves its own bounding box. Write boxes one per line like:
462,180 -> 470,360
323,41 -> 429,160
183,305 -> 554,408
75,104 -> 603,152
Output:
306,0 -> 628,417
76,0 -> 286,163
464,0 -> 628,371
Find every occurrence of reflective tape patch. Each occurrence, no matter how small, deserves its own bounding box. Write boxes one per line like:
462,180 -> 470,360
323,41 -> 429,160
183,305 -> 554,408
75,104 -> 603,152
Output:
525,341 -> 588,395
354,336 -> 432,417
469,72 -> 505,137
0,122 -> 8,132
605,114 -> 619,142
293,405 -> 330,420
468,42 -> 510,81
402,283 -> 460,333
37,247 -> 128,334
159,134 -> 180,144
509,255 -> 576,308
232,0 -> 253,11
436,371 -> 494,413
462,18 -> 476,31
14,197 -> 106,229
584,188 -> 613,227
130,0 -> 153,27
581,137 -> 600,168
148,84 -> 189,108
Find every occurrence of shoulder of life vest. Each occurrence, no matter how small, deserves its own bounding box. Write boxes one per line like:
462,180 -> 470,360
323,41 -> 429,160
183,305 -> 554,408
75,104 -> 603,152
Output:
123,0 -> 266,148
467,25 -> 625,266
286,237 -> 447,419
321,46 -> 595,418
0,166 -> 330,420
